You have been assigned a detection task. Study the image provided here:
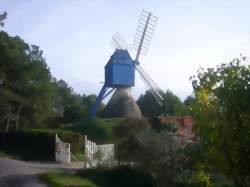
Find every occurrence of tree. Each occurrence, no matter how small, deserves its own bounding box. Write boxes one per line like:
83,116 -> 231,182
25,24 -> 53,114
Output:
55,80 -> 85,123
112,118 -> 151,166
137,90 -> 185,117
82,94 -> 104,116
0,31 -> 55,130
112,118 -> 194,187
190,56 -> 250,187
184,95 -> 196,116
0,12 -> 7,28
51,80 -> 104,125
0,17 -> 103,129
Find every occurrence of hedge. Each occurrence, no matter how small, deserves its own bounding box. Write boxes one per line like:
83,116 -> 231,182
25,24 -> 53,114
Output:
27,129 -> 85,153
0,130 -> 55,161
0,129 -> 85,161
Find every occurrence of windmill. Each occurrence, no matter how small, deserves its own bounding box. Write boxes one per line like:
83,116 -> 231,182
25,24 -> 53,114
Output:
91,10 -> 163,118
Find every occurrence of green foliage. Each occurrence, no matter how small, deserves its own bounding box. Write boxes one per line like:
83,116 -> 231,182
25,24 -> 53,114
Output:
0,130 -> 55,160
187,170 -> 212,187
176,168 -> 234,187
40,167 -> 156,187
39,172 -> 98,187
112,118 -> 150,139
184,95 -> 197,116
82,94 -> 105,116
51,79 -> 85,124
48,80 -> 104,128
71,152 -> 85,161
137,90 -> 186,117
93,149 -> 104,166
0,31 -> 55,130
148,117 -> 178,133
161,123 -> 178,133
0,29 -> 105,130
0,149 -> 13,158
112,117 -> 198,187
0,12 -> 7,27
78,167 -> 155,187
190,56 -> 250,187
61,118 -> 123,143
27,128 -> 84,153
0,129 -> 84,160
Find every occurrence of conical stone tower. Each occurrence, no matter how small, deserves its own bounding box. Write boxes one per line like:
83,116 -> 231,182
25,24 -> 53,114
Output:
101,87 -> 142,118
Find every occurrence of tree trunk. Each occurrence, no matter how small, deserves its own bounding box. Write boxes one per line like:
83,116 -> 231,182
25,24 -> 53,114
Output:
5,116 -> 10,132
117,144 -> 121,168
5,105 -> 12,132
15,104 -> 24,130
218,121 -> 243,187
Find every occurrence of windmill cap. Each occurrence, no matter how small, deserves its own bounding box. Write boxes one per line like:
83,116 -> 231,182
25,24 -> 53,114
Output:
107,49 -> 134,65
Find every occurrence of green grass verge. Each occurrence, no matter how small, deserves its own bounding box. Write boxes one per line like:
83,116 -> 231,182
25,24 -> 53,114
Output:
61,117 -> 124,143
39,172 -> 98,187
71,153 -> 85,161
39,167 -> 155,187
0,150 -> 13,159
78,167 -> 155,187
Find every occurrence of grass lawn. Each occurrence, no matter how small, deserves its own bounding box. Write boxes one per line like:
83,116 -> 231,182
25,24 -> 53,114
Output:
61,117 -> 124,143
71,153 -> 85,161
40,167 -> 155,187
0,150 -> 11,158
39,172 -> 99,187
0,149 -> 17,159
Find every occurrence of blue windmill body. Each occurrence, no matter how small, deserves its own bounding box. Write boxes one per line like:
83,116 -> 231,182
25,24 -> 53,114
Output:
91,49 -> 136,117
91,10 -> 163,118
105,49 -> 135,87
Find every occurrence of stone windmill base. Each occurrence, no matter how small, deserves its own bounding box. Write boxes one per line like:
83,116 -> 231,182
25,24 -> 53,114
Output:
101,88 -> 142,118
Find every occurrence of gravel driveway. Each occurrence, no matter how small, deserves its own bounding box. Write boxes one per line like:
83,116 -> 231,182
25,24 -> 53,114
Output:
0,158 -> 83,187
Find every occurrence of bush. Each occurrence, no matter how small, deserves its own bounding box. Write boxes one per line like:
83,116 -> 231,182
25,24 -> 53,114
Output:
78,167 -> 155,187
39,172 -> 98,187
27,129 -> 85,153
0,129 -> 85,160
61,117 -> 123,143
0,130 -> 55,160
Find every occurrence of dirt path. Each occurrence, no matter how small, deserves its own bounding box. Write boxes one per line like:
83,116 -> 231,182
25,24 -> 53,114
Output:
0,158 -> 83,187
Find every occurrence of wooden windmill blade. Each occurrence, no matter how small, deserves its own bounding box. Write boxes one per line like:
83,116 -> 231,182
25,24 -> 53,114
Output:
133,10 -> 158,62
133,10 -> 163,106
135,64 -> 163,106
110,32 -> 132,51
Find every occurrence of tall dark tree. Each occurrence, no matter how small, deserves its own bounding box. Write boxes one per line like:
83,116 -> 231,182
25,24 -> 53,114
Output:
0,12 -> 7,28
50,80 -> 104,125
137,90 -> 185,117
0,31 -> 54,130
81,94 -> 105,117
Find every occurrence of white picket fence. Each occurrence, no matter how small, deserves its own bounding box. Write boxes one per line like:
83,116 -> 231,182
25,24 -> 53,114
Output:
55,134 -> 71,164
84,135 -> 114,168
54,134 -> 114,167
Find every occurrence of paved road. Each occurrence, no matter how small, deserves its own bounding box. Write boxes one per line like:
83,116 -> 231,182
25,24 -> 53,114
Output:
0,158 -> 83,187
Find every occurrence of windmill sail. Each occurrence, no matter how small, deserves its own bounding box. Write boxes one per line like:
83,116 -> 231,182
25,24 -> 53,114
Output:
134,10 -> 158,61
136,64 -> 163,106
133,10 -> 163,106
111,32 -> 131,51
109,10 -> 164,107
91,10 -> 163,118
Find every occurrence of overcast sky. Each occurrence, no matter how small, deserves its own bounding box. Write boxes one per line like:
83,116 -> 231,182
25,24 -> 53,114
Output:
1,0 -> 250,101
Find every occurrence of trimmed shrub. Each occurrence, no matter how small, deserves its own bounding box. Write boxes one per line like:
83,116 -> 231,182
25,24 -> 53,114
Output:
78,167 -> 155,187
0,130 -> 55,161
27,129 -> 85,153
0,129 -> 85,161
